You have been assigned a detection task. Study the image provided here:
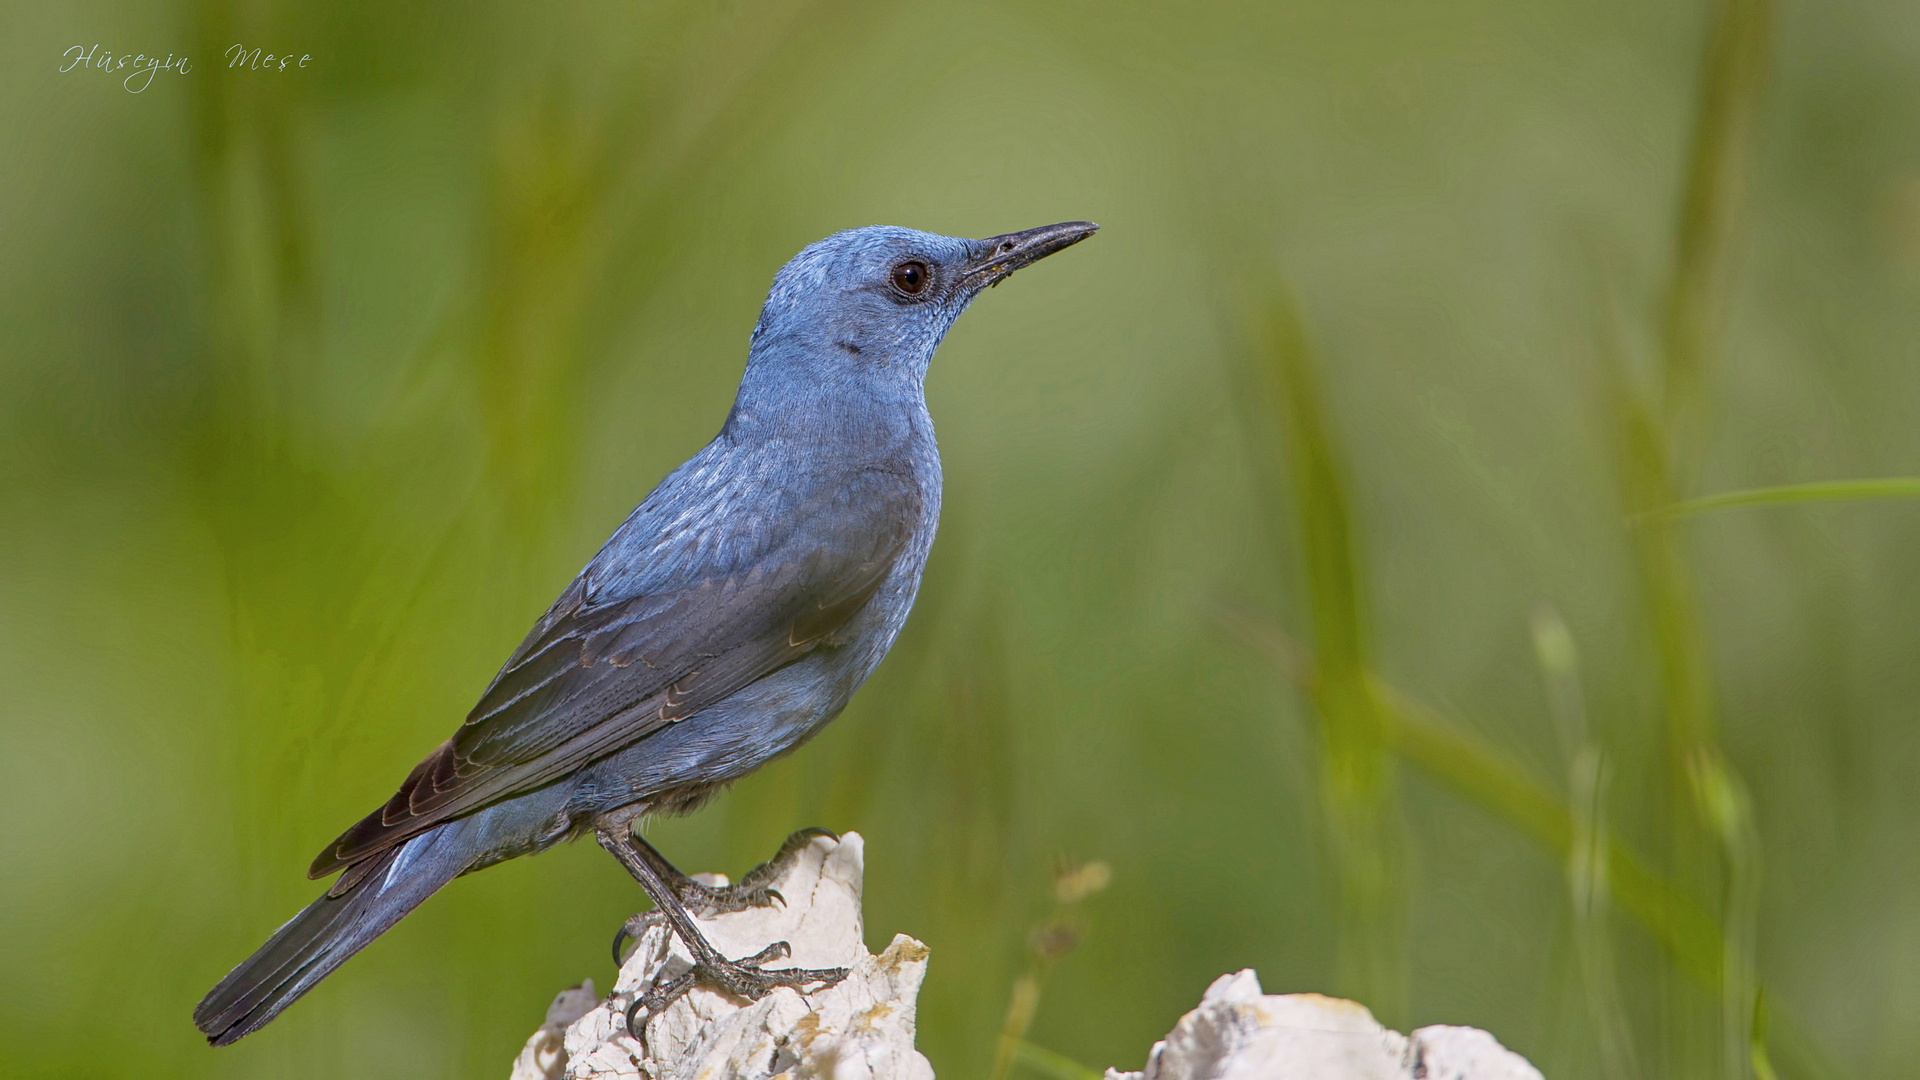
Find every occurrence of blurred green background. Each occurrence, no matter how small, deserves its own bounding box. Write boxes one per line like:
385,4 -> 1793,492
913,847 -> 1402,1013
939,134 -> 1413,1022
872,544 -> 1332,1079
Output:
4,1 -> 1919,1077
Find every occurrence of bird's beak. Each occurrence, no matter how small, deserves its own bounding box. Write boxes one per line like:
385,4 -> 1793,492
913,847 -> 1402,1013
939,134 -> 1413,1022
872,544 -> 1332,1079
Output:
963,221 -> 1099,290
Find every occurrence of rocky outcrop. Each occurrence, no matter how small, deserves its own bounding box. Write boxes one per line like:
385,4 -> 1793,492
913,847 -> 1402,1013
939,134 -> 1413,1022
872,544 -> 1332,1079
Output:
510,833 -> 1541,1080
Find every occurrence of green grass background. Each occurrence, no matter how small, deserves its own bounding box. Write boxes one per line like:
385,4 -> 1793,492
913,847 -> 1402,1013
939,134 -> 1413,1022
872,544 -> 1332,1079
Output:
3,2 -> 1918,1078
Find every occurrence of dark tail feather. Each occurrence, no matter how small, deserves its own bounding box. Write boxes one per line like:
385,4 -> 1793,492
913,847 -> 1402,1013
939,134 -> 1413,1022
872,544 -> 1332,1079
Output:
193,826 -> 469,1046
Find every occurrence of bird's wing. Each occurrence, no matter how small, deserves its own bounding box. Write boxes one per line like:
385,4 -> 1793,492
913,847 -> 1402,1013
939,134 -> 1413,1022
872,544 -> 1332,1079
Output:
310,466 -> 920,880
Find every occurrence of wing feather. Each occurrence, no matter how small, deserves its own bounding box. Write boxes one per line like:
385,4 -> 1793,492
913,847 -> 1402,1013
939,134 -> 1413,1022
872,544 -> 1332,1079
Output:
310,465 -> 919,880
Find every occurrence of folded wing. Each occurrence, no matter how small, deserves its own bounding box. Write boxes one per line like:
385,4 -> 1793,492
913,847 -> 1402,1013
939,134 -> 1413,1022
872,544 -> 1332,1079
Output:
310,467 -> 919,882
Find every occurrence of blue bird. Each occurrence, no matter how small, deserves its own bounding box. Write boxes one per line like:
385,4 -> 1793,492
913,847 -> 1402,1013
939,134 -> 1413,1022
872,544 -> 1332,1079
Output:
193,220 -> 1098,1045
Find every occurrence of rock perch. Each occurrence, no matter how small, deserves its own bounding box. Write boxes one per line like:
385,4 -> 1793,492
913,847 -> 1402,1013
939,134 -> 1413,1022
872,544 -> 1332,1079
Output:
510,832 -> 1542,1080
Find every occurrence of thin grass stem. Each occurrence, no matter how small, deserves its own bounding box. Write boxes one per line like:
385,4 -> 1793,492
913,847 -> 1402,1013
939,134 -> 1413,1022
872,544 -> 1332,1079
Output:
1259,293 -> 1405,1023
1012,1040 -> 1105,1080
1532,606 -> 1642,1080
1635,0 -> 1773,1070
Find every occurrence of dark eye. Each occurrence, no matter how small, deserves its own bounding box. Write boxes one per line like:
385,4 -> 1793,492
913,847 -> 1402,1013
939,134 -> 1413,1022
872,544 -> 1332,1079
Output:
890,260 -> 929,296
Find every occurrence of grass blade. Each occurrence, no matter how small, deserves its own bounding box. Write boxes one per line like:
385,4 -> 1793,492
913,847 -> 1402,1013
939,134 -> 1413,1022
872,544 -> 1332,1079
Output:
1219,607 -> 1725,989
1257,290 -> 1405,1024
1656,478 -> 1920,517
1013,1041 -> 1105,1080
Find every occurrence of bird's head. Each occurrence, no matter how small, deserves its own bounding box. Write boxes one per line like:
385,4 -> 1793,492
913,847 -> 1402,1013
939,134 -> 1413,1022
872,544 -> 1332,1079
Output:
734,222 -> 1097,419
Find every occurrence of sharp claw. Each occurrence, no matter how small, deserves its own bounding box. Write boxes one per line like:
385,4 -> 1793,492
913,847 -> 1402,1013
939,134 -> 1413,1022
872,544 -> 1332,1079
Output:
735,940 -> 788,968
628,972 -> 695,1036
613,913 -> 659,966
764,888 -> 785,908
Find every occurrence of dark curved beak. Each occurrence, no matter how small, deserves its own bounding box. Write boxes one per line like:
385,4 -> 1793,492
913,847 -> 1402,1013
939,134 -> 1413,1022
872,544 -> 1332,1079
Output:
964,221 -> 1099,289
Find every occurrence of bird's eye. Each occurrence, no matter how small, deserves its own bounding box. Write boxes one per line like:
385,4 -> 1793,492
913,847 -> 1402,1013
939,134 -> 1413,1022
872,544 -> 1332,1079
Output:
890,261 -> 930,296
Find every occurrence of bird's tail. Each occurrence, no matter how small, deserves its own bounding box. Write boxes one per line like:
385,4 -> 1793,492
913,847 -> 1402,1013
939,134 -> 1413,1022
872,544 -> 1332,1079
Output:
193,825 -> 469,1046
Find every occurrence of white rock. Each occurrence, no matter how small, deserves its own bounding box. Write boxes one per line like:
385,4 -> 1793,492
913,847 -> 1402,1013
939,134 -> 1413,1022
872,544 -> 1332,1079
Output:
510,980 -> 601,1080
1104,971 -> 1544,1080
508,831 -> 934,1080
1403,1025 -> 1545,1080
511,837 -> 1541,1080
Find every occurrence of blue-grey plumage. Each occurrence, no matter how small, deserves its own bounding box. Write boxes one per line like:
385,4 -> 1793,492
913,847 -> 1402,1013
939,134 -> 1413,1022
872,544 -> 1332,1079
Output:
194,221 -> 1096,1046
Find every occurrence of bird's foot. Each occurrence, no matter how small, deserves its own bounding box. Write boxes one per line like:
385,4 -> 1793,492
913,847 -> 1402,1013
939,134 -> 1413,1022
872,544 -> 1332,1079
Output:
609,827 -> 838,964
624,941 -> 849,1035
601,823 -> 849,1036
714,826 -> 839,912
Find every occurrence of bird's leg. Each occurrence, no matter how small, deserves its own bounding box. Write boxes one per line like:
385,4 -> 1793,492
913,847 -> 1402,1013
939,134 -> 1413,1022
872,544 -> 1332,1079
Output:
595,825 -> 848,1032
